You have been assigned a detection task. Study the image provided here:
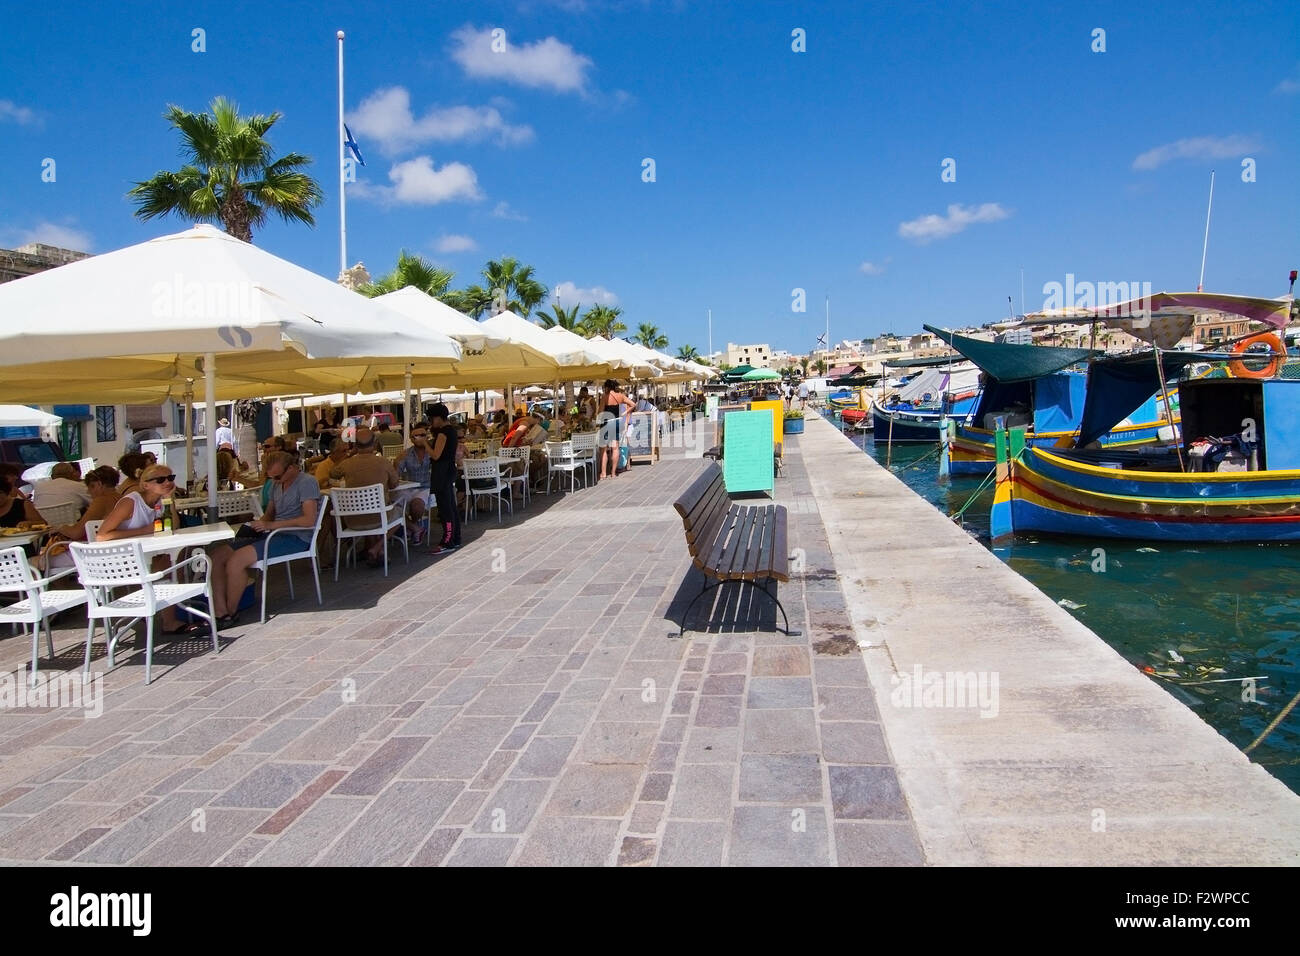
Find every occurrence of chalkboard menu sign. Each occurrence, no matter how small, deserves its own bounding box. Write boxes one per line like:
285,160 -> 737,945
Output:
625,411 -> 658,464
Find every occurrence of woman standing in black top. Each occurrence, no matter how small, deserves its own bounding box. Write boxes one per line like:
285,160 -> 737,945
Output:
598,379 -> 634,479
427,403 -> 461,554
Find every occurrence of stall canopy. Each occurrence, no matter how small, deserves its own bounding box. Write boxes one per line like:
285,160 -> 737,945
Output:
923,325 -> 1098,383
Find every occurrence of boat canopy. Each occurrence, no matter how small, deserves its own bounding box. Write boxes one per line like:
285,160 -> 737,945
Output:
923,325 -> 1098,383
883,353 -> 968,369
1026,291 -> 1292,350
1075,350 -> 1234,447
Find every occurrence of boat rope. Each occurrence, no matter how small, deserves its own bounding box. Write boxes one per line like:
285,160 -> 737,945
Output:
949,466 -> 999,521
1243,686 -> 1300,755
891,442 -> 944,473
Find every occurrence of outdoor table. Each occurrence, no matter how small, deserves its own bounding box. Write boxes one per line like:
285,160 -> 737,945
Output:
0,527 -> 46,552
135,522 -> 235,555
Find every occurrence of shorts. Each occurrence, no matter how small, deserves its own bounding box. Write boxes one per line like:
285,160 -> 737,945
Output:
405,490 -> 431,508
598,416 -> 622,445
231,534 -> 311,560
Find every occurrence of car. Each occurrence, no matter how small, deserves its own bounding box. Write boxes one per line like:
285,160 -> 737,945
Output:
0,437 -> 68,483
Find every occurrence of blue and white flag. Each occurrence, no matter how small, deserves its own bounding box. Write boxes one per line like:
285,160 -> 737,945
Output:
344,124 -> 366,166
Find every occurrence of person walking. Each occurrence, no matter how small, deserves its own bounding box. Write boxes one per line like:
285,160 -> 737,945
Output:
427,403 -> 461,555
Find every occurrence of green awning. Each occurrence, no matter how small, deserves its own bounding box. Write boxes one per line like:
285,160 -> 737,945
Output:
740,368 -> 781,381
923,325 -> 1099,383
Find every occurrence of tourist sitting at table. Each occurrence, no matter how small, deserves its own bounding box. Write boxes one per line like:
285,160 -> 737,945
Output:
37,466 -> 121,571
338,427 -> 399,567
313,438 -> 351,490
207,451 -> 320,627
32,461 -> 92,514
0,475 -> 44,528
96,463 -> 192,633
397,422 -> 434,545
467,416 -> 488,439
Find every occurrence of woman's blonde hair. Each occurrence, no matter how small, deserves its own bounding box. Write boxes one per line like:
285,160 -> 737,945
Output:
139,463 -> 174,486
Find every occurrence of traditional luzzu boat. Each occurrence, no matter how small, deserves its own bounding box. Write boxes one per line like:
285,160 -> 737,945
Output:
991,290 -> 1298,543
871,359 -> 982,443
925,325 -> 1177,476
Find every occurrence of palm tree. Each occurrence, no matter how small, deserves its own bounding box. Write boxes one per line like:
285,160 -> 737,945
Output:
582,305 -> 626,338
480,257 -> 547,317
799,357 -> 810,377
357,250 -> 453,299
443,285 -> 494,318
814,359 -> 827,376
538,302 -> 582,331
633,323 -> 669,350
676,344 -> 700,362
128,97 -> 323,242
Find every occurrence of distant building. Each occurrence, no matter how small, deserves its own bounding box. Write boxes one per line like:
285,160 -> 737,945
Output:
724,342 -> 772,368
0,242 -> 90,284
1194,311 -> 1252,345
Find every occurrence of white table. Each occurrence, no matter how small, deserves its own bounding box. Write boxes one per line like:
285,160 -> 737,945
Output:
0,528 -> 44,551
136,522 -> 235,554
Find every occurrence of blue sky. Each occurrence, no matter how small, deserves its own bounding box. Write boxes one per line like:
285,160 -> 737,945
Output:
2,0 -> 1297,356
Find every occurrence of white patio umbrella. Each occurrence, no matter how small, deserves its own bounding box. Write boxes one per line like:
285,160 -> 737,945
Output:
0,224 -> 461,513
0,405 -> 62,428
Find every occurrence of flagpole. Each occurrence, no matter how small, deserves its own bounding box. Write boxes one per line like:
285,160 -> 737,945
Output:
1196,170 -> 1215,292
337,30 -> 347,278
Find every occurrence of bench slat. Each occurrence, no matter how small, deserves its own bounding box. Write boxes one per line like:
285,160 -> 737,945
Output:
702,505 -> 741,578
750,507 -> 775,581
721,505 -> 758,580
769,505 -> 790,582
690,490 -> 732,559
683,479 -> 728,546
674,466 -> 721,519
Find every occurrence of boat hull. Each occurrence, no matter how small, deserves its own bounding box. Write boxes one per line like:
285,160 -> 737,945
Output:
872,405 -> 967,442
951,419 -> 1177,475
992,446 -> 1300,542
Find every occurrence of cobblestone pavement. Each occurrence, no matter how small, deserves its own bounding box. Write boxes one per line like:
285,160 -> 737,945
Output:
0,417 -> 921,866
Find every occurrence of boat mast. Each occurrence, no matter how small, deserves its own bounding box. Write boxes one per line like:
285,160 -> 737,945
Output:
1197,170 -> 1215,292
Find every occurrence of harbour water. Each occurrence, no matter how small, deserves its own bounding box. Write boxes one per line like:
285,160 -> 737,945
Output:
835,415 -> 1300,796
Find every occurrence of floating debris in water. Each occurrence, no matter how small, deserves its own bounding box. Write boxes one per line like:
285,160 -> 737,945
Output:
1057,598 -> 1086,610
1168,649 -> 1185,662
1136,547 -> 1159,553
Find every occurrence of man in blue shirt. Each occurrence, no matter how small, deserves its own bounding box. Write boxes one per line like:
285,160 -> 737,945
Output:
397,421 -> 434,545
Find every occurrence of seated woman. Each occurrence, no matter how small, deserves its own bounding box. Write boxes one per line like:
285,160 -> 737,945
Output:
37,466 -> 122,571
116,452 -> 150,499
96,463 -> 192,634
0,474 -> 44,528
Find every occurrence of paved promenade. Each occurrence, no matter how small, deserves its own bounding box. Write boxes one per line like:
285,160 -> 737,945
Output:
4,414 -> 1297,866
0,418 -> 920,866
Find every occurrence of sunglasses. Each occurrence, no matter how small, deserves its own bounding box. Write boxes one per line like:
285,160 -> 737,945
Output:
145,475 -> 176,484
412,433 -> 429,439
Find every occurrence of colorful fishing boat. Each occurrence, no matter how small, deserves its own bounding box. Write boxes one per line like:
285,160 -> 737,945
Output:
991,291 -> 1297,543
871,360 -> 981,443
925,325 -> 1177,475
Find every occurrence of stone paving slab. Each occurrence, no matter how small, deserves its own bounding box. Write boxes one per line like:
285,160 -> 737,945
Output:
0,415 -> 919,866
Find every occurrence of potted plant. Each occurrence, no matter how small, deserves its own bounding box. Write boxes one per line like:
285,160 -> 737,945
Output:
783,408 -> 805,434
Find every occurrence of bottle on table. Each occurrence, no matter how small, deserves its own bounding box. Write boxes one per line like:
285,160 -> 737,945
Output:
161,498 -> 173,533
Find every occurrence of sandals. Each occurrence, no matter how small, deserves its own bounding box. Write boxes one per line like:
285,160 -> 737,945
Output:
163,622 -> 206,636
215,613 -> 241,630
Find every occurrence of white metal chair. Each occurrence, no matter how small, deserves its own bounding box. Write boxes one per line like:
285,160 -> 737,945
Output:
569,431 -> 600,485
462,457 -> 512,523
0,546 -> 89,686
496,446 -> 531,507
174,490 -> 264,520
34,501 -> 80,529
68,541 -> 217,684
329,484 -> 407,579
251,496 -> 331,623
545,440 -> 584,494
84,520 -> 103,542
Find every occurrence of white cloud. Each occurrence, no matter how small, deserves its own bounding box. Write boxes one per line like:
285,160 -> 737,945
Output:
553,281 -> 619,307
450,25 -> 594,94
491,200 -> 528,221
898,203 -> 1010,243
435,234 -> 478,253
348,87 -> 533,155
352,156 -> 484,206
1,221 -> 93,251
858,260 -> 887,276
0,100 -> 38,125
1275,64 -> 1300,94
1132,134 -> 1261,170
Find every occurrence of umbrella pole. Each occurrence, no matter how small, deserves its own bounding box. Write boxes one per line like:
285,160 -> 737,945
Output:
184,381 -> 195,492
403,367 -> 412,448
204,353 -> 218,522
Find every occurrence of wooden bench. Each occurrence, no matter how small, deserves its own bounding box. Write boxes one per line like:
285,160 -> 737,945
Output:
672,463 -> 799,636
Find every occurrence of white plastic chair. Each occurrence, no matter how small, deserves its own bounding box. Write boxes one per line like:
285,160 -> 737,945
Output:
84,520 -> 103,542
329,484 -> 407,579
545,441 -> 584,494
496,446 -> 531,507
569,431 -> 600,485
462,457 -> 512,523
251,496 -> 331,623
175,490 -> 264,521
68,540 -> 217,685
35,501 -> 80,529
0,546 -> 89,687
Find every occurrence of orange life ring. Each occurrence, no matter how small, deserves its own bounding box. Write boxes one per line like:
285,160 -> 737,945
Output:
1228,332 -> 1284,379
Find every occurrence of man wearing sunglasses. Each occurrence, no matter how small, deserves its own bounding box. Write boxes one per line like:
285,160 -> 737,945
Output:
397,421 -> 434,545
206,451 -> 320,627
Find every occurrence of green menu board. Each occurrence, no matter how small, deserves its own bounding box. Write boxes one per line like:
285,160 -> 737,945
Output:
723,409 -> 774,493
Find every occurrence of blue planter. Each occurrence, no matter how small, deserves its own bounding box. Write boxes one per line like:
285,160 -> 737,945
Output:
783,417 -> 805,434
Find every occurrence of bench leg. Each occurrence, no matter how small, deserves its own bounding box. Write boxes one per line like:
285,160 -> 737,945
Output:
677,578 -> 801,637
